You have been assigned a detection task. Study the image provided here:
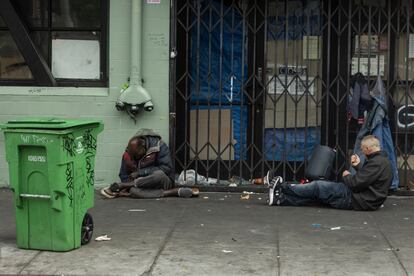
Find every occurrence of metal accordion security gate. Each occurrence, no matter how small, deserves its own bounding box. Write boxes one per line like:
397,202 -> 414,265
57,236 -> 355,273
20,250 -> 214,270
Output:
170,0 -> 414,190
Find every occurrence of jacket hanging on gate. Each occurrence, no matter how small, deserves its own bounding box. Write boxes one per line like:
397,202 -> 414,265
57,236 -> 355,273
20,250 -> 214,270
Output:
349,73 -> 372,124
352,76 -> 399,190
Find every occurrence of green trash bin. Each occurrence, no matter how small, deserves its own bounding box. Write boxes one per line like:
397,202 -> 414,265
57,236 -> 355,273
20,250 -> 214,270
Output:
0,118 -> 103,251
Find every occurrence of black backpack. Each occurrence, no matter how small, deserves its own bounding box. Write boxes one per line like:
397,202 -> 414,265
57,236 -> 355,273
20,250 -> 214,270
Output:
305,145 -> 336,181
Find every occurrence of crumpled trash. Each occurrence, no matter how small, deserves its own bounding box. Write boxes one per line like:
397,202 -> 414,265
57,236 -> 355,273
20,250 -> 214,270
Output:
229,183 -> 238,187
95,235 -> 111,241
241,194 -> 250,200
221,250 -> 233,253
330,227 -> 341,230
177,170 -> 217,186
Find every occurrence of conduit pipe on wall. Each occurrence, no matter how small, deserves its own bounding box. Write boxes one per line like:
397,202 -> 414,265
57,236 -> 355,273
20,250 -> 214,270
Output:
116,0 -> 153,119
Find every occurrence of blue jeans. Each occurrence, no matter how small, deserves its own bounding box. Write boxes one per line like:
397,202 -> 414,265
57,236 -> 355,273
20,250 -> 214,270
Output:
278,180 -> 353,210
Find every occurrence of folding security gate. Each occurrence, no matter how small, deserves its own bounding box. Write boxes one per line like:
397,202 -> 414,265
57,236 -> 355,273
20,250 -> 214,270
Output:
170,0 -> 414,189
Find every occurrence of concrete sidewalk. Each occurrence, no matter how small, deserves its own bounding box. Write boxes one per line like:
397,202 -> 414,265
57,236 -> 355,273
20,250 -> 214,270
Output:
0,188 -> 413,276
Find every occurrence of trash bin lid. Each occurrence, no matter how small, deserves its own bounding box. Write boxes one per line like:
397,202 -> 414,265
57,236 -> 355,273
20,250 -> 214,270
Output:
0,118 -> 101,130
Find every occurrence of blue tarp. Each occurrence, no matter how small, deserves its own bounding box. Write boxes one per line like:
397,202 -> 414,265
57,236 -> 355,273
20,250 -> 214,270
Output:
190,0 -> 247,104
264,128 -> 320,161
191,105 -> 248,160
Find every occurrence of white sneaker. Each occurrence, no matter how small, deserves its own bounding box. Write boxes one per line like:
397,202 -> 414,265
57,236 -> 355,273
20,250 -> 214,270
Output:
268,176 -> 283,206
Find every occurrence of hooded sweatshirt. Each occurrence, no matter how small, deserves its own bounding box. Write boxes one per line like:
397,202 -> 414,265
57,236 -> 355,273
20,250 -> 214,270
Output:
119,129 -> 173,182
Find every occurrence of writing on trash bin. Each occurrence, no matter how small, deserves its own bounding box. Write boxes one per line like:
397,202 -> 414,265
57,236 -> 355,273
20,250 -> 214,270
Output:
28,155 -> 46,162
20,134 -> 53,144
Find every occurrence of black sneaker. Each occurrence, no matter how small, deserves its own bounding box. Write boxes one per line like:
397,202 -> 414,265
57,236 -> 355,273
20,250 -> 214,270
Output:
264,170 -> 275,187
268,176 -> 283,206
178,187 -> 193,198
109,182 -> 120,192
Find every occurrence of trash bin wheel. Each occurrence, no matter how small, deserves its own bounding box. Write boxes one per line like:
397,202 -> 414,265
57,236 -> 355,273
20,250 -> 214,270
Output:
81,213 -> 94,245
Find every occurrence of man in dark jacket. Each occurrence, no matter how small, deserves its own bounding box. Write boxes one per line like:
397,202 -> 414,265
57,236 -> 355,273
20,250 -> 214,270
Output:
267,135 -> 392,211
101,129 -> 199,199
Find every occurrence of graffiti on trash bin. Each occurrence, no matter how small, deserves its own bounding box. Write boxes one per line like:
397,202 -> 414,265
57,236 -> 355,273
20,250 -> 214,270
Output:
66,162 -> 74,207
62,134 -> 76,157
83,129 -> 97,154
78,171 -> 86,200
86,156 -> 95,187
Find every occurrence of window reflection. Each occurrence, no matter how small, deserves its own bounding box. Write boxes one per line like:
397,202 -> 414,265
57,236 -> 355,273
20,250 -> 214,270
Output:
0,31 -> 33,79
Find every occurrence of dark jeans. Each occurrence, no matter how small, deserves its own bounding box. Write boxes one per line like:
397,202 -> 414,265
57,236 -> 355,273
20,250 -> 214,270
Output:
129,170 -> 174,199
278,180 -> 353,210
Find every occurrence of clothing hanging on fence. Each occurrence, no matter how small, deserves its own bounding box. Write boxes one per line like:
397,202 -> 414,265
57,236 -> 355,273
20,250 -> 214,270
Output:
352,76 -> 399,190
348,72 -> 372,125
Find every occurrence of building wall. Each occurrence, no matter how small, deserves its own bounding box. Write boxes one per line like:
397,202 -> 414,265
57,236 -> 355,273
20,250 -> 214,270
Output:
0,0 -> 171,188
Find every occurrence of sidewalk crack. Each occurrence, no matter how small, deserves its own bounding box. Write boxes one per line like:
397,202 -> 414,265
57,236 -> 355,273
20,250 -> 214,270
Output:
141,209 -> 184,276
17,250 -> 42,274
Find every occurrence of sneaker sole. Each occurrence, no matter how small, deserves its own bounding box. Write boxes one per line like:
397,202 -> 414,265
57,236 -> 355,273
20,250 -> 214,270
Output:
191,188 -> 200,197
268,176 -> 283,206
100,188 -> 116,199
264,170 -> 274,187
268,187 -> 275,206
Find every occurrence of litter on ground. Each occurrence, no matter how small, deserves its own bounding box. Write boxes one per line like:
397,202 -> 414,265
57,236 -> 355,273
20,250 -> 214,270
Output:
95,235 -> 111,241
241,194 -> 250,200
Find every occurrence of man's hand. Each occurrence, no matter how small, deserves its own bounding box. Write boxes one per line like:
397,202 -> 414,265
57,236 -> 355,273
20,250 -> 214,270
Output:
351,154 -> 360,167
342,170 -> 351,177
128,171 -> 140,180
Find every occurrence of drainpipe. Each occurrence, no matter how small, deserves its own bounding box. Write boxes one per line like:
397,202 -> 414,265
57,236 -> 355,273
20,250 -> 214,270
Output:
116,0 -> 154,116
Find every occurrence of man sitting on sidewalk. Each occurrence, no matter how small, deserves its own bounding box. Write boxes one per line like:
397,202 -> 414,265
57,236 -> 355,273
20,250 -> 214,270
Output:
101,129 -> 198,199
266,135 -> 392,211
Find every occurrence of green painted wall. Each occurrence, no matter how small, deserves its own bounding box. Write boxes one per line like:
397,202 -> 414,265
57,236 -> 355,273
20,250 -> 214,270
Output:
0,0 -> 171,188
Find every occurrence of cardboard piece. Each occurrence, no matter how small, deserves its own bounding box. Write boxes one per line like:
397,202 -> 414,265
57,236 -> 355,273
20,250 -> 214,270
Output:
190,109 -> 235,160
265,94 -> 320,128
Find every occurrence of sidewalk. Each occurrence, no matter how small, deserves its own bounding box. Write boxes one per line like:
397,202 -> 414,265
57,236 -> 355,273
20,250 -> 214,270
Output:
0,188 -> 413,276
